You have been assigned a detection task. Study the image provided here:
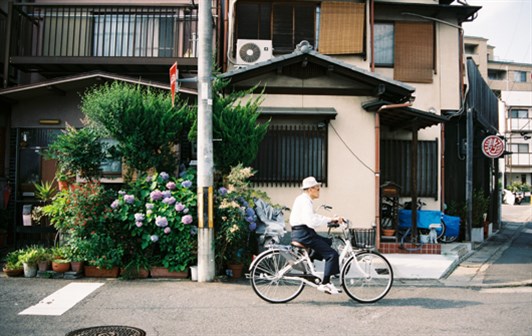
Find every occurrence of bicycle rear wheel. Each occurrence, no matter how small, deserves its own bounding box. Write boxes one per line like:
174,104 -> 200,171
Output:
341,251 -> 393,303
250,250 -> 305,303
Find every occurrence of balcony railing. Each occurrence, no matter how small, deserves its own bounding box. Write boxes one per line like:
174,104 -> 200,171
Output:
8,3 -> 199,60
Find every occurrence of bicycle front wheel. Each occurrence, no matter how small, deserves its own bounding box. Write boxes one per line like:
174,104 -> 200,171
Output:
250,250 -> 305,304
341,251 -> 393,303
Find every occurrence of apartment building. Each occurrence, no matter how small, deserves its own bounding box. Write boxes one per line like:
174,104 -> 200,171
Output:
464,36 -> 532,187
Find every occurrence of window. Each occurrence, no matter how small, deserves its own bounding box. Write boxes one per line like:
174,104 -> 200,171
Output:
488,69 -> 506,80
464,43 -> 478,55
374,23 -> 394,66
380,139 -> 438,198
318,2 -> 365,54
510,143 -> 529,153
509,109 -> 528,119
93,14 -> 175,57
100,139 -> 122,176
236,2 -> 316,53
513,71 -> 527,83
374,21 -> 434,83
252,124 -> 328,186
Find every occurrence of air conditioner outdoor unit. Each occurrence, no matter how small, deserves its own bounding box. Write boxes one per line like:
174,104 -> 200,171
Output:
236,39 -> 273,65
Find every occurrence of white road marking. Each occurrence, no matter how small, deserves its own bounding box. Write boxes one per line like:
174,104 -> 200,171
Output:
19,282 -> 104,316
480,287 -> 532,294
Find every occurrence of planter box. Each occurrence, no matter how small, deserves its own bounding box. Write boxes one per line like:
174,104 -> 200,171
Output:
471,227 -> 484,243
150,267 -> 188,278
84,266 -> 120,278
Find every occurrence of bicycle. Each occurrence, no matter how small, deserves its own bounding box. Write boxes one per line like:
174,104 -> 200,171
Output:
247,219 -> 394,304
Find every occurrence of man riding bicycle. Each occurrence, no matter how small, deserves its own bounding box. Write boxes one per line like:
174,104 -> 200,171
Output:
289,176 -> 344,295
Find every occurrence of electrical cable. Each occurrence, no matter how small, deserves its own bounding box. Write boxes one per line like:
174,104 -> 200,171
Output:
329,122 -> 375,174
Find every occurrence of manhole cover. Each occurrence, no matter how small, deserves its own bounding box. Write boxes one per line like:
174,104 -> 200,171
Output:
66,326 -> 146,336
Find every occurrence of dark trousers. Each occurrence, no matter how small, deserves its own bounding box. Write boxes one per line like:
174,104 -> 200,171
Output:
291,226 -> 339,283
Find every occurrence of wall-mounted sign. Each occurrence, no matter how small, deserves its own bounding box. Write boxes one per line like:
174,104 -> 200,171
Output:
481,135 -> 504,158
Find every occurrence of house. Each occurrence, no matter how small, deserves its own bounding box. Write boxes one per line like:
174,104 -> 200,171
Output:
219,0 -> 481,250
1,0 -> 492,250
0,0 -> 210,246
464,36 -> 532,193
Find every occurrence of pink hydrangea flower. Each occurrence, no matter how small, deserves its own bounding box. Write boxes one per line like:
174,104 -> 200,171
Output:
181,214 -> 193,225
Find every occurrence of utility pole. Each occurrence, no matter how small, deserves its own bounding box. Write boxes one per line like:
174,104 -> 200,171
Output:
197,0 -> 215,282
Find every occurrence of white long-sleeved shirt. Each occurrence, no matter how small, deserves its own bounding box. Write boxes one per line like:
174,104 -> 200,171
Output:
289,192 -> 330,229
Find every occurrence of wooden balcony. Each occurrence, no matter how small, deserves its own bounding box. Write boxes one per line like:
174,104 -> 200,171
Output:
4,3 -> 203,81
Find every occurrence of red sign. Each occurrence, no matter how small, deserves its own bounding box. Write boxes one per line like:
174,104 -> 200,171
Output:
169,62 -> 178,107
481,135 -> 505,158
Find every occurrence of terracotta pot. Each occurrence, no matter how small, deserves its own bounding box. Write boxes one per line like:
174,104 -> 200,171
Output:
57,180 -> 69,191
38,260 -> 51,272
70,261 -> 85,273
382,229 -> 396,237
52,261 -> 70,273
150,267 -> 188,278
3,267 -> 23,277
228,263 -> 244,279
84,265 -> 120,278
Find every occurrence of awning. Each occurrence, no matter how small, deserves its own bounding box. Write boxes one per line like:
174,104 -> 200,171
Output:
362,100 -> 448,130
259,107 -> 337,119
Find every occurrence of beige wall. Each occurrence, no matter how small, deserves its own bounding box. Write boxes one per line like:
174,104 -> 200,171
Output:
258,94 -> 377,229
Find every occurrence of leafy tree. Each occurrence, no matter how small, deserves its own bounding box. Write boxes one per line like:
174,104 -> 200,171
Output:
80,81 -> 193,177
45,125 -> 106,181
189,78 -> 269,175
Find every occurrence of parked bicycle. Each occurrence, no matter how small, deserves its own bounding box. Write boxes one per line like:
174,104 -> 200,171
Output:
381,196 -> 459,243
247,219 -> 394,304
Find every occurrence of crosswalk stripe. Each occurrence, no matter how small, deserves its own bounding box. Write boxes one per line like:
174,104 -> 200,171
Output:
19,282 -> 104,316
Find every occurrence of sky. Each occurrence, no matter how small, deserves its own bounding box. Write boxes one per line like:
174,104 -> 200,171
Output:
462,0 -> 532,64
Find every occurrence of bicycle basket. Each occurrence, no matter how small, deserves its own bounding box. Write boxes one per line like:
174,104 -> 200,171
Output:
350,228 -> 375,248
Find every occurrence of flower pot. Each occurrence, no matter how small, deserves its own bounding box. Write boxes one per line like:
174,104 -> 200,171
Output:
3,267 -> 23,277
23,263 -> 38,278
190,266 -> 198,281
52,261 -> 70,273
150,267 -> 188,278
382,229 -> 395,237
471,227 -> 484,243
38,260 -> 51,272
70,261 -> 85,273
227,263 -> 244,279
84,265 -> 120,278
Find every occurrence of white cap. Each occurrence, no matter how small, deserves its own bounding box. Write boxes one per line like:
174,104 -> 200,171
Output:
301,176 -> 321,190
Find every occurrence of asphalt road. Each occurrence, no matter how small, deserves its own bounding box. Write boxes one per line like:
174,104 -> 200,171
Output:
0,204 -> 530,336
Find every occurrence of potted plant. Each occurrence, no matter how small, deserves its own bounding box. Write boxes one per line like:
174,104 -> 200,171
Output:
19,246 -> 40,277
49,245 -> 70,272
65,239 -> 89,273
36,246 -> 52,272
471,189 -> 490,243
2,249 -> 24,277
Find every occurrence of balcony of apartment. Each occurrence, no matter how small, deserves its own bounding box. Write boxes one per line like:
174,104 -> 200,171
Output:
4,2 -> 201,82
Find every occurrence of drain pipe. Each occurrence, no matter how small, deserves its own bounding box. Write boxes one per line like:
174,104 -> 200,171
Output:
375,101 -> 412,249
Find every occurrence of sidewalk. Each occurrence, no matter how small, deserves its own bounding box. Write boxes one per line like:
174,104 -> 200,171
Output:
388,219 -> 531,287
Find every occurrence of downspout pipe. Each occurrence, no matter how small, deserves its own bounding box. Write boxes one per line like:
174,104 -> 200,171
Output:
375,102 -> 412,248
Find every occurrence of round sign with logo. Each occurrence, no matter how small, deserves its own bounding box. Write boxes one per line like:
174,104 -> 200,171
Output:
481,135 -> 505,158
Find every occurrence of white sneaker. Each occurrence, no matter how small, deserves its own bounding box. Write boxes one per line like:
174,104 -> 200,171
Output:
317,283 -> 342,295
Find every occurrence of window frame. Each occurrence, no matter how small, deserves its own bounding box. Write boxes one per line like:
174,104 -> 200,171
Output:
251,122 -> 329,187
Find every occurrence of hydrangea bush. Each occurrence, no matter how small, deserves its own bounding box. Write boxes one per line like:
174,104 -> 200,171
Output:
110,169 -> 198,272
